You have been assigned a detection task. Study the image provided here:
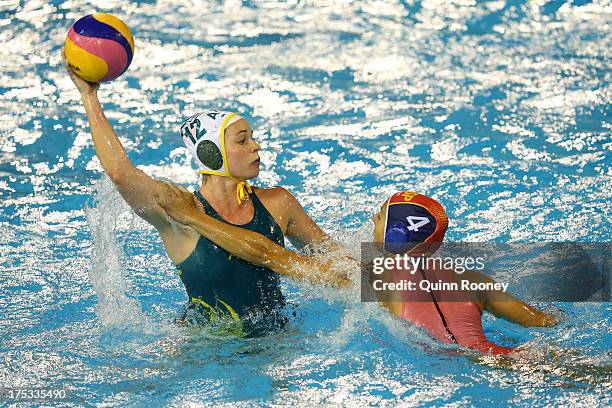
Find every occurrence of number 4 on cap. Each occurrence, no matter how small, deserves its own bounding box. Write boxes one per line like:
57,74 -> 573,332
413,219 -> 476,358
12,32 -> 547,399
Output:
405,216 -> 430,232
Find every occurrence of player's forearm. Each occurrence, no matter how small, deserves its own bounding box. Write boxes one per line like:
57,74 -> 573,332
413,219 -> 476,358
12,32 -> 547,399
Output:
485,292 -> 558,327
184,211 -> 275,267
463,270 -> 557,327
182,211 -> 349,286
80,93 -> 134,179
505,301 -> 557,327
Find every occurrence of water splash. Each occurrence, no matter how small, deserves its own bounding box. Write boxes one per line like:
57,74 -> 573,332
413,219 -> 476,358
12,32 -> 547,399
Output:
84,175 -> 148,328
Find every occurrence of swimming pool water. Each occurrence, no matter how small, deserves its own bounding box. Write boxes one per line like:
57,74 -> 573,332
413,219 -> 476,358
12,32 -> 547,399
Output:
0,0 -> 610,406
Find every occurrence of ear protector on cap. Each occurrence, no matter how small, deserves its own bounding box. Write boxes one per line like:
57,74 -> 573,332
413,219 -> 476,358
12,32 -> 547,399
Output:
384,223 -> 412,253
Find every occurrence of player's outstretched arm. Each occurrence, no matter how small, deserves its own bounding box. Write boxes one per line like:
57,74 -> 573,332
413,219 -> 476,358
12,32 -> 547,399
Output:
462,270 -> 558,327
62,48 -> 172,231
157,182 -> 350,287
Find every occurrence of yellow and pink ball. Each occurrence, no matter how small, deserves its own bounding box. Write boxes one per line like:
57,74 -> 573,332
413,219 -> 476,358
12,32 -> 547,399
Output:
64,13 -> 135,83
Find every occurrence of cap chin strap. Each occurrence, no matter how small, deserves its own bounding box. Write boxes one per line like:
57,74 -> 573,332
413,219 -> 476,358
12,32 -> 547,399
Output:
198,172 -> 253,205
233,178 -> 253,205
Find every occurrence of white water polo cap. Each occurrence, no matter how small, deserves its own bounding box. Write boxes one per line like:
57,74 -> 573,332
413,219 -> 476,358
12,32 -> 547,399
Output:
180,110 -> 252,204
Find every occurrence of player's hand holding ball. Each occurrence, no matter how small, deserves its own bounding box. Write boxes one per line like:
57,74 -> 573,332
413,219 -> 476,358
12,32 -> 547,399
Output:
62,13 -> 135,96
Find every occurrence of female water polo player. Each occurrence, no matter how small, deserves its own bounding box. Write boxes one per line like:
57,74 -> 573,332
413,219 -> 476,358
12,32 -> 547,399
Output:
62,49 -> 336,335
156,185 -> 558,354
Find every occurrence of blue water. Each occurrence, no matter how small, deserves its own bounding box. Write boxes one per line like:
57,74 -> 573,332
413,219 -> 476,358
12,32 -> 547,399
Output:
1,0 -> 611,406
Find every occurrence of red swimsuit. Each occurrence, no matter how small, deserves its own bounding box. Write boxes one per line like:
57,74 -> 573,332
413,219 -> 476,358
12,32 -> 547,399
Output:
392,265 -> 515,355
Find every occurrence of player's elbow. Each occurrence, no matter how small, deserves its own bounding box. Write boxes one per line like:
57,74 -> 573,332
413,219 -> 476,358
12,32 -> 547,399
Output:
105,168 -> 129,189
108,165 -> 148,198
103,158 -> 137,184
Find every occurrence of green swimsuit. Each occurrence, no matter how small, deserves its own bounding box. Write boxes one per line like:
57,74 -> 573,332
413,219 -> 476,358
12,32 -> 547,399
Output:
176,189 -> 287,337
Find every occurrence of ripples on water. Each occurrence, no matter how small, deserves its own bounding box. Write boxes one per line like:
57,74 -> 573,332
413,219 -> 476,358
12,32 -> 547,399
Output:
0,0 -> 610,406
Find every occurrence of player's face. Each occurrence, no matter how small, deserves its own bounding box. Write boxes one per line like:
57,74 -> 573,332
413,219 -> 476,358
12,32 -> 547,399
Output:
371,200 -> 388,242
224,119 -> 261,180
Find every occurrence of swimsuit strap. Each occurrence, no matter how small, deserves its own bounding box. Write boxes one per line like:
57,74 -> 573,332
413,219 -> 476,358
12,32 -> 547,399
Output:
418,267 -> 458,344
250,188 -> 269,213
250,189 -> 285,236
